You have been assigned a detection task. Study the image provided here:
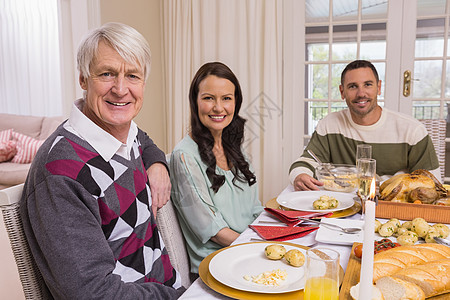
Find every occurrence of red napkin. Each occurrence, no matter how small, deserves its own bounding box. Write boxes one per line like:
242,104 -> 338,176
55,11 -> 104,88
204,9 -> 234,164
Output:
249,225 -> 319,241
264,207 -> 332,227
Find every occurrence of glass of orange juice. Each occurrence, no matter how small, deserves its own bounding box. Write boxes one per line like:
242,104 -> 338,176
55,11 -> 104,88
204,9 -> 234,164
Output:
303,247 -> 340,300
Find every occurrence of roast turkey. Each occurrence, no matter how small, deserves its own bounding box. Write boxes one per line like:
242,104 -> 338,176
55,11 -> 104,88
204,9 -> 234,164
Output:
379,169 -> 447,204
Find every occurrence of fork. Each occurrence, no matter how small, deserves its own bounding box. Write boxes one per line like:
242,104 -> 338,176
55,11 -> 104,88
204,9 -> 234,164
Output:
297,217 -> 361,234
434,237 -> 450,246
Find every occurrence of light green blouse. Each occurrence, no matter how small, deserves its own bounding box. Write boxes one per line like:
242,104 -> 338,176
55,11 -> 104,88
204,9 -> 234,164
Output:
169,135 -> 263,273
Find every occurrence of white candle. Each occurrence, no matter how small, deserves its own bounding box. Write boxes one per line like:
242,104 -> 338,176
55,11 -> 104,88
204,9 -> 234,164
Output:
359,178 -> 376,299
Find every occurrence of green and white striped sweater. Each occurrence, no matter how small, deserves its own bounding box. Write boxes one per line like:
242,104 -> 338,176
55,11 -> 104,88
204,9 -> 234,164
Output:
289,108 -> 440,184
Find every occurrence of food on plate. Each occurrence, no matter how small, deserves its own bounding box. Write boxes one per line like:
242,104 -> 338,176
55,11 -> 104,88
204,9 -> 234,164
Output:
312,195 -> 339,210
350,282 -> 385,300
375,276 -> 425,300
378,222 -> 396,237
375,218 -> 448,245
379,169 -> 447,203
374,219 -> 382,233
312,199 -> 329,210
283,249 -> 305,267
264,244 -> 286,260
243,269 -> 288,286
353,239 -> 400,259
387,218 -> 401,229
411,218 -> 429,238
424,227 -> 440,243
401,221 -> 412,230
394,227 -> 409,237
373,243 -> 450,282
397,233 -> 417,246
432,223 -> 450,238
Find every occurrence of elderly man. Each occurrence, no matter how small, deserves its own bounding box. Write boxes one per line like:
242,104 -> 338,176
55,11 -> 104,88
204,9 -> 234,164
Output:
290,60 -> 440,191
20,23 -> 184,299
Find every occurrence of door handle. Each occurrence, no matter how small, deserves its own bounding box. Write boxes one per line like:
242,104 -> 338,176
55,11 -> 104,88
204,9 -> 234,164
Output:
403,70 -> 411,97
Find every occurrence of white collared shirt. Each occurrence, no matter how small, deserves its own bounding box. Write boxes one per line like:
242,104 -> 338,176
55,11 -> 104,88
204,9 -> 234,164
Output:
64,98 -> 138,161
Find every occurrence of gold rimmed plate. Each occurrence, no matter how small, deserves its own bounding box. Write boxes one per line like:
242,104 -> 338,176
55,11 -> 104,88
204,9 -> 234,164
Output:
265,197 -> 361,218
199,241 -> 344,300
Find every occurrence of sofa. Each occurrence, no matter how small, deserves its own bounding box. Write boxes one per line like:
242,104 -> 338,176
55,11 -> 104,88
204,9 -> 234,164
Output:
0,113 -> 65,189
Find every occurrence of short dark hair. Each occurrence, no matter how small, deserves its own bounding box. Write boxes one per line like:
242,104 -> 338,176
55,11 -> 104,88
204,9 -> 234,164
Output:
341,60 -> 379,85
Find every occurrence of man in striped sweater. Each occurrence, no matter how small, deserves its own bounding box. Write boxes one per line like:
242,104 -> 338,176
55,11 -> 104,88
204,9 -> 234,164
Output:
289,60 -> 440,191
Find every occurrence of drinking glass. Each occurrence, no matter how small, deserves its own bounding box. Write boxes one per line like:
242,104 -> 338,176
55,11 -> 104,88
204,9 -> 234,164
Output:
356,144 -> 372,162
357,158 -> 376,219
303,248 -> 340,300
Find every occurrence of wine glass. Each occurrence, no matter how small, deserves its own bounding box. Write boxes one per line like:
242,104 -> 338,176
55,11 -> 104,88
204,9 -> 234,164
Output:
357,158 -> 376,219
356,144 -> 372,162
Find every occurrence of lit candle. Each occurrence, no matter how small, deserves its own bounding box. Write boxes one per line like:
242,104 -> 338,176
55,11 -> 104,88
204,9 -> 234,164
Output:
359,177 -> 376,299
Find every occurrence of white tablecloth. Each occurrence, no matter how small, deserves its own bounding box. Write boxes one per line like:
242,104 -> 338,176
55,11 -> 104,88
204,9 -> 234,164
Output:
180,185 -> 360,299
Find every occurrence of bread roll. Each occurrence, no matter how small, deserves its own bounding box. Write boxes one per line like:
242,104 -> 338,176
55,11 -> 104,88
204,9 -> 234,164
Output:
376,277 -> 425,300
392,258 -> 450,298
373,244 -> 450,281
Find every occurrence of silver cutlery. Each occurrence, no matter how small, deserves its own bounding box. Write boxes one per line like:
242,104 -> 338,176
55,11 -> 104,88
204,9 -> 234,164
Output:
307,149 -> 350,188
297,216 -> 361,234
434,237 -> 450,246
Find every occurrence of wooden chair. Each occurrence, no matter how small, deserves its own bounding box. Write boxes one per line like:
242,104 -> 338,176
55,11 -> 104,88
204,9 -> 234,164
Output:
0,184 -> 44,299
156,153 -> 192,288
419,119 -> 446,181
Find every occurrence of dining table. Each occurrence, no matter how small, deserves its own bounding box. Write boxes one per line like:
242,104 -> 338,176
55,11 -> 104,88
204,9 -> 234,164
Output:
178,184 -> 450,300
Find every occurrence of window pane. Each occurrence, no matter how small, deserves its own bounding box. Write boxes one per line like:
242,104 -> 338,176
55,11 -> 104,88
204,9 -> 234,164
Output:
413,101 -> 441,119
333,0 -> 358,21
306,101 -> 329,135
331,63 -> 347,99
361,23 -> 386,60
416,19 -> 445,58
330,101 -> 347,112
413,60 -> 443,98
417,0 -> 446,17
307,43 -> 329,61
306,0 -> 329,23
306,64 -> 329,99
362,0 -> 388,19
332,42 -> 357,61
372,62 -> 386,99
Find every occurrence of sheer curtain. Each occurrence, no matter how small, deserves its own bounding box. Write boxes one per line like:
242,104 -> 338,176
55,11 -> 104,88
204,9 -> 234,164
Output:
0,0 -> 62,116
162,0 -> 285,202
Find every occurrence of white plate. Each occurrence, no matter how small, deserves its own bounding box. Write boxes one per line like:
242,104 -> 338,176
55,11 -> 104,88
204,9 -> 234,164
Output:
315,218 -> 365,245
315,219 -> 402,245
276,191 -> 356,212
208,242 -> 306,293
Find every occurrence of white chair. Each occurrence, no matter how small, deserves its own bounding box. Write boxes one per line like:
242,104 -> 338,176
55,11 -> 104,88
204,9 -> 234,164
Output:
419,119 -> 446,181
156,199 -> 192,288
156,153 -> 192,288
0,184 -> 44,299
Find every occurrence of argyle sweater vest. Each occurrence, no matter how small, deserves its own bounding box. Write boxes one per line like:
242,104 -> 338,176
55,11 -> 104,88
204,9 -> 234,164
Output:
45,133 -> 179,287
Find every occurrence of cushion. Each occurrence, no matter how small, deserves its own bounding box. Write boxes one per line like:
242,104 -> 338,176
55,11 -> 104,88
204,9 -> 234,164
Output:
0,141 -> 17,162
0,113 -> 44,138
0,162 -> 31,185
11,132 -> 44,164
0,129 -> 13,142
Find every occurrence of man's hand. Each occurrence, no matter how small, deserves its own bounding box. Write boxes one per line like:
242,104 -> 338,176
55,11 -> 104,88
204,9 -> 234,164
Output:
293,173 -> 323,191
147,163 -> 171,218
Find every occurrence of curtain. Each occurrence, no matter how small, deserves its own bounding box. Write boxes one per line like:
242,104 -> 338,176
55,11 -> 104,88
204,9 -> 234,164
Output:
0,0 -> 62,116
162,0 -> 284,202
